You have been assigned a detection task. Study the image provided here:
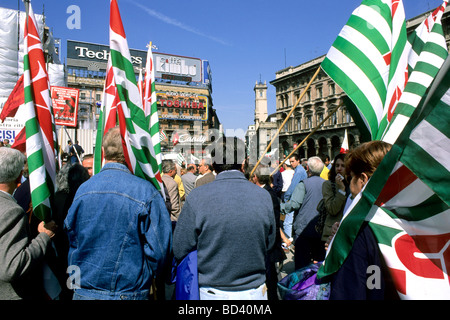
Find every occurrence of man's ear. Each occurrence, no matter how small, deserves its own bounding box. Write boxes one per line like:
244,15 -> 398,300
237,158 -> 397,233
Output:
361,172 -> 369,184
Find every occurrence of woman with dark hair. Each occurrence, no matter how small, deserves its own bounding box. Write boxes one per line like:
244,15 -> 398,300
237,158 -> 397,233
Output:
52,163 -> 90,300
320,153 -> 349,243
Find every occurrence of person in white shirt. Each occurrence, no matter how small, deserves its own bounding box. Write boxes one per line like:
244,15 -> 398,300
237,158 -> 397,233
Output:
281,159 -> 294,198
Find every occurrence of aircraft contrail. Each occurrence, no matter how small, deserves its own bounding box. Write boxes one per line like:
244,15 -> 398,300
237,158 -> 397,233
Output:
126,0 -> 231,46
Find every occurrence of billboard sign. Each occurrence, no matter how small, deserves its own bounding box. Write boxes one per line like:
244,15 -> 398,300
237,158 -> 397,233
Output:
66,41 -> 208,85
51,86 -> 80,127
154,53 -> 202,83
67,40 -> 146,67
157,90 -> 208,121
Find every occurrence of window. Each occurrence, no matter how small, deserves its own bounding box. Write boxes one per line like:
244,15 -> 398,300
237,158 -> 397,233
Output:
306,90 -> 311,102
80,92 -> 86,100
317,113 -> 324,124
332,112 -> 337,125
345,110 -> 352,123
317,87 -> 323,99
307,115 -> 312,129
329,83 -> 335,95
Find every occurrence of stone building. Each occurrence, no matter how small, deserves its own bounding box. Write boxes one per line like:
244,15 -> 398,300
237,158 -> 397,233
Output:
247,80 -> 278,163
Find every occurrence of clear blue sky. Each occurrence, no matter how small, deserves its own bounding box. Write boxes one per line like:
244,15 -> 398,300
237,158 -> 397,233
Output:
2,0 -> 444,134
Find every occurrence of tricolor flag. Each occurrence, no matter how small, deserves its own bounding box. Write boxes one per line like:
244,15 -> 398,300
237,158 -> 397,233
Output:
160,130 -> 167,142
104,0 -> 163,192
22,2 -> 58,222
143,42 -> 164,194
381,0 -> 449,143
340,129 -> 349,154
318,55 -> 450,299
176,152 -> 186,167
321,0 -> 409,141
94,58 -> 120,175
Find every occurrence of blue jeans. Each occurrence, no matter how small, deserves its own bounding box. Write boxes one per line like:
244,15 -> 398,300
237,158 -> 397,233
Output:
73,289 -> 150,300
283,211 -> 294,238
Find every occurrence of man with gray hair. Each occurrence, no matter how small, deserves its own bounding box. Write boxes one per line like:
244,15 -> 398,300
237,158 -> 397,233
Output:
195,157 -> 215,187
64,126 -> 172,300
161,159 -> 181,222
281,156 -> 325,269
0,147 -> 57,299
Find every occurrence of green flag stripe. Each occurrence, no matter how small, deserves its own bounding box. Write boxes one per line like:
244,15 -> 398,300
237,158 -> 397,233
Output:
368,219 -> 402,247
110,49 -> 137,84
361,0 -> 392,29
33,203 -> 52,222
24,116 -> 40,137
388,21 -> 407,76
322,58 -> 379,138
332,36 -> 387,100
403,137 -> 449,204
346,15 -> 390,54
389,193 -> 448,221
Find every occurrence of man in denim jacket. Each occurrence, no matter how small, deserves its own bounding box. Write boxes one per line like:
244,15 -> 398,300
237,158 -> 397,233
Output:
64,127 -> 172,300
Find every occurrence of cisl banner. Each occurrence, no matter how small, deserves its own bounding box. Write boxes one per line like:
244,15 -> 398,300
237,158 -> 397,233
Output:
0,97 -> 25,145
51,86 -> 80,127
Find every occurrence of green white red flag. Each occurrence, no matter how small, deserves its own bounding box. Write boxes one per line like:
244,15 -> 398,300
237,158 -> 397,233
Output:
321,0 -> 409,141
22,2 -> 58,222
100,0 -> 162,192
94,58 -> 120,175
143,43 -> 164,193
381,0 -> 449,143
318,55 -> 450,299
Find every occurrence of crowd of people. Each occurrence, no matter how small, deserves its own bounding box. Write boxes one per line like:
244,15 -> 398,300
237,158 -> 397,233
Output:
0,131 -> 395,300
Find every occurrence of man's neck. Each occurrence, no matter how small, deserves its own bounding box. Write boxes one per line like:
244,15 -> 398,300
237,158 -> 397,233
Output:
0,182 -> 16,195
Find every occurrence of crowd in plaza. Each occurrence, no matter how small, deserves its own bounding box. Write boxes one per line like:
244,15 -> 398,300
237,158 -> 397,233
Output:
0,129 -> 396,301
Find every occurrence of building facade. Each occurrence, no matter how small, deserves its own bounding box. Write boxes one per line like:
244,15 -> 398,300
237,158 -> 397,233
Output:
247,80 -> 278,163
270,8 -> 450,161
66,40 -> 220,158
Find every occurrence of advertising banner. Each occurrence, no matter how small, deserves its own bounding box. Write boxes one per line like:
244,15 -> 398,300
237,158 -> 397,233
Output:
0,97 -> 25,145
157,90 -> 208,121
51,86 -> 80,127
154,53 -> 202,83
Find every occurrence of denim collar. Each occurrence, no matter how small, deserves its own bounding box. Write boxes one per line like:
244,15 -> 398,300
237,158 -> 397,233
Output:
101,162 -> 132,174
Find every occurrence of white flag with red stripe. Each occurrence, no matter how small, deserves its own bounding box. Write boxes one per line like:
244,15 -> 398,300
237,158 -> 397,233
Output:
318,55 -> 450,299
340,129 -> 349,154
105,0 -> 163,192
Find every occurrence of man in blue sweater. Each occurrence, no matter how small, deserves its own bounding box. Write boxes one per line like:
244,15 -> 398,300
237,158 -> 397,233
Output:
281,156 -> 325,270
282,153 -> 308,240
173,137 -> 276,300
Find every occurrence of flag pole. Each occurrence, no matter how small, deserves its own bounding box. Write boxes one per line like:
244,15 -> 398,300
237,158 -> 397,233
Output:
270,102 -> 342,175
250,66 -> 321,177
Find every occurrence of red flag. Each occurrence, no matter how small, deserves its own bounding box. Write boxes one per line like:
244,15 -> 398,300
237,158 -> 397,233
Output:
173,132 -> 180,146
11,127 -> 26,153
0,74 -> 24,122
340,129 -> 349,154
